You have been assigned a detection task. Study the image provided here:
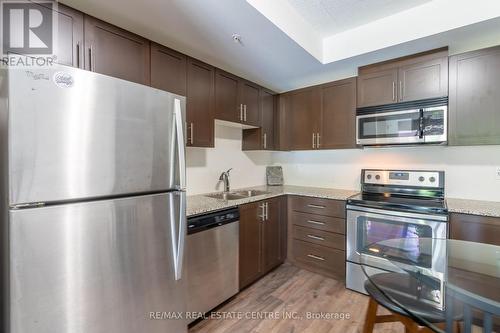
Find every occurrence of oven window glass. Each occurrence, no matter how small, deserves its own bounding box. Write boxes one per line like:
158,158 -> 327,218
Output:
358,111 -> 420,139
357,216 -> 433,267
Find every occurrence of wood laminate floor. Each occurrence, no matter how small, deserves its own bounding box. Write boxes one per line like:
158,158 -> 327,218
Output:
189,263 -> 404,333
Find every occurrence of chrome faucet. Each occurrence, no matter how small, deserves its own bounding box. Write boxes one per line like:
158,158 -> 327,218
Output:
219,168 -> 233,193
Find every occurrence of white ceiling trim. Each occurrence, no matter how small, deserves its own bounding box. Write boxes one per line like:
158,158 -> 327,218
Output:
246,0 -> 323,61
248,0 -> 500,64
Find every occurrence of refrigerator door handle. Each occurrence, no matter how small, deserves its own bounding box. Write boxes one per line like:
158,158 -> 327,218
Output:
173,192 -> 186,280
174,98 -> 186,190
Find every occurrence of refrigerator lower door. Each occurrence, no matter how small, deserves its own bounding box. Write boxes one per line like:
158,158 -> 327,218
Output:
9,192 -> 187,333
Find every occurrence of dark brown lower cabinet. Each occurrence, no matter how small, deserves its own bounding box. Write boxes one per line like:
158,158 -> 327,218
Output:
239,197 -> 286,289
450,213 -> 500,246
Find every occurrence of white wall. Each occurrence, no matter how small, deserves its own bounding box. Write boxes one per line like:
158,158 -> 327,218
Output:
272,145 -> 500,201
186,123 -> 273,195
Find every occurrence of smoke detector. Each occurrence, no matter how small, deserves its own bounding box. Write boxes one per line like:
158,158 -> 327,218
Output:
232,34 -> 243,45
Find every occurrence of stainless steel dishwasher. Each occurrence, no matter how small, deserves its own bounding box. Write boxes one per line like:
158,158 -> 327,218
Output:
186,208 -> 239,322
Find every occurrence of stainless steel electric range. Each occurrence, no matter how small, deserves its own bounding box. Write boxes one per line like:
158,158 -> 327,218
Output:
346,169 -> 448,300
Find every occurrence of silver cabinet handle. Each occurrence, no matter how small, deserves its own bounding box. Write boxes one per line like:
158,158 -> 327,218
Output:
307,204 -> 325,209
76,42 -> 80,68
312,133 -> 316,149
307,234 -> 324,241
392,81 -> 396,101
89,45 -> 95,72
307,220 -> 325,225
263,133 -> 267,149
189,122 -> 194,145
307,254 -> 325,261
317,132 -> 321,148
243,104 -> 247,122
265,202 -> 269,220
399,81 -> 403,101
239,104 -> 243,121
259,203 -> 266,221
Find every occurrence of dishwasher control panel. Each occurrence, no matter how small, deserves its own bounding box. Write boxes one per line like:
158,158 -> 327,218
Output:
187,208 -> 240,234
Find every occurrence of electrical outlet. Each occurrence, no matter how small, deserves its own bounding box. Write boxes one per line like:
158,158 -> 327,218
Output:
497,167 -> 500,180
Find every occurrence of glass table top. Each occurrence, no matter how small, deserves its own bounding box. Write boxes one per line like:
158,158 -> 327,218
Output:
360,238 -> 500,333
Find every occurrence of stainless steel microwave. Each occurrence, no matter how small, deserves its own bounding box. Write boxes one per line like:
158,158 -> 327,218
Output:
356,104 -> 447,146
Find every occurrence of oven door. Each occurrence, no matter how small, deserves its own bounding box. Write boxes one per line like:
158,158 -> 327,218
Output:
346,206 -> 447,272
356,109 -> 423,145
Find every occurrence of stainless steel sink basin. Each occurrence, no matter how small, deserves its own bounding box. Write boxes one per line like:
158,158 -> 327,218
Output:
205,190 -> 270,201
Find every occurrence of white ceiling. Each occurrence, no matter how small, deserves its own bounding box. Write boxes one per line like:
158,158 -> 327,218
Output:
61,0 -> 500,92
285,0 -> 430,37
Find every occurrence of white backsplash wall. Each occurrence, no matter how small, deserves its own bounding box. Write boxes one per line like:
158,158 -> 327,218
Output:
186,123 -> 273,195
272,145 -> 500,202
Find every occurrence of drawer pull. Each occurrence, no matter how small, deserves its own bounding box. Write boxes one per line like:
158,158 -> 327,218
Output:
307,204 -> 325,209
307,234 -> 324,241
307,254 -> 325,261
307,220 -> 325,225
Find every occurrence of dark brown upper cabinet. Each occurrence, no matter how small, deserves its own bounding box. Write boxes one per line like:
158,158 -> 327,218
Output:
357,48 -> 448,108
242,89 -> 276,151
215,69 -> 261,126
398,55 -> 448,102
150,43 -> 187,96
284,88 -> 321,150
215,69 -> 240,123
30,3 -> 84,68
449,45 -> 500,145
54,4 -> 84,68
84,16 -> 151,85
320,77 -> 357,149
240,81 -> 261,127
357,68 -> 398,108
186,58 -> 215,148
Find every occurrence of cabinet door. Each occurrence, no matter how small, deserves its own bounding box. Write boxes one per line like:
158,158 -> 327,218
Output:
84,16 -> 150,85
54,4 -> 84,68
241,81 -> 261,126
398,56 -> 448,102
450,213 -> 500,246
239,202 -> 263,289
261,89 -> 276,150
320,78 -> 357,149
150,43 -> 186,96
357,68 -> 398,108
262,198 -> 283,272
287,88 -> 320,150
186,58 -> 215,148
31,3 -> 83,68
449,46 -> 500,145
215,70 -> 240,123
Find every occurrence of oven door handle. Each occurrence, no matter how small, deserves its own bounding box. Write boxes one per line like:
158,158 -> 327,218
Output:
346,205 -> 448,222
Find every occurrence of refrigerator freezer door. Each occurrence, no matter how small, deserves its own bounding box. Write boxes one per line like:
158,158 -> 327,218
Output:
9,192 -> 187,333
7,65 -> 186,206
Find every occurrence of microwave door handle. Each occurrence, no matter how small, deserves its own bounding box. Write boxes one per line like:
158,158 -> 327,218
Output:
419,109 -> 424,139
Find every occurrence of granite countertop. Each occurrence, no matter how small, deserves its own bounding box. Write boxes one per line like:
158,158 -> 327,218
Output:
187,185 -> 358,217
187,185 -> 500,218
447,198 -> 500,218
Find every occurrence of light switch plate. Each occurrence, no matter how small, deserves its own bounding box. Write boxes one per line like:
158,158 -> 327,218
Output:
496,167 -> 500,180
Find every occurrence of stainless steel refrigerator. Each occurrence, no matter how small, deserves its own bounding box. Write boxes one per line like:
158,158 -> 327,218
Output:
0,64 -> 187,333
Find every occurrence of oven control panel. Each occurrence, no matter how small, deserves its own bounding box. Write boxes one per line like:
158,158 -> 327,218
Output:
363,170 -> 442,188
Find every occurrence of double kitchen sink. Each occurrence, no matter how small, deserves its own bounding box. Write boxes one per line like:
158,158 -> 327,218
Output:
205,190 -> 270,201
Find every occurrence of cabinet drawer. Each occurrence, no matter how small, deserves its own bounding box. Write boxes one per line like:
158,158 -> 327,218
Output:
289,196 -> 345,218
292,225 -> 345,250
290,211 -> 345,234
292,240 -> 345,277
